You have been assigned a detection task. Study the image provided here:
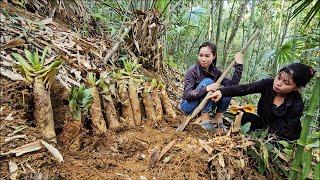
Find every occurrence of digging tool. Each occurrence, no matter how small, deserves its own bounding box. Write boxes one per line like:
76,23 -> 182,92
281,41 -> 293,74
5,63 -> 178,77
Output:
176,29 -> 260,132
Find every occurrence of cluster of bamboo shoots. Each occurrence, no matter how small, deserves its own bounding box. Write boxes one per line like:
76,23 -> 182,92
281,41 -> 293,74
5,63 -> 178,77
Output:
116,58 -> 176,126
12,48 -> 177,146
118,78 -> 177,126
59,73 -> 121,148
143,79 -> 177,123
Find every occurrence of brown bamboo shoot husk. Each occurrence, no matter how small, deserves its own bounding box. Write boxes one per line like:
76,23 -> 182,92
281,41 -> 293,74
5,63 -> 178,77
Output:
118,83 -> 135,126
128,80 -> 142,125
59,120 -> 82,145
152,89 -> 163,122
89,87 -> 107,133
142,90 -> 156,122
159,88 -> 177,119
33,78 -> 57,142
231,111 -> 243,133
102,94 -> 120,129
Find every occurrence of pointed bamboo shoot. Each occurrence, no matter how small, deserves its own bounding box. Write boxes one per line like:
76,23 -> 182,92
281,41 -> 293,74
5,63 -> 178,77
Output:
159,88 -> 177,119
102,94 -> 120,129
128,80 -> 142,125
89,87 -> 107,133
118,83 -> 135,126
33,78 -> 56,142
152,89 -> 163,123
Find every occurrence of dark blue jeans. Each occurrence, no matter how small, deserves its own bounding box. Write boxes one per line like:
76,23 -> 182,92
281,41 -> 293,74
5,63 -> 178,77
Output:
180,78 -> 231,115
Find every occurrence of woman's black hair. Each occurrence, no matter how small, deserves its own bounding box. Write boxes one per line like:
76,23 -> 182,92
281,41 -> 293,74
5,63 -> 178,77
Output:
279,63 -> 315,87
198,41 -> 217,67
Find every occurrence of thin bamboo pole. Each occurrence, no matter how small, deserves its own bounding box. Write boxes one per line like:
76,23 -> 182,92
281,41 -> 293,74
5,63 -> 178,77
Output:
289,77 -> 319,179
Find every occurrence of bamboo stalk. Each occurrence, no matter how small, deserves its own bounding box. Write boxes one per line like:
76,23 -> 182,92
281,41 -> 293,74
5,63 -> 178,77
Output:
289,78 -> 319,179
176,29 -> 260,132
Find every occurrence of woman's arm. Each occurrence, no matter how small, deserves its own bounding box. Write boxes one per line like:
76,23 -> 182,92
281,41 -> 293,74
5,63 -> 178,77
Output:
209,79 -> 272,101
220,78 -> 272,97
182,68 -> 207,101
220,53 -> 244,86
221,64 -> 244,86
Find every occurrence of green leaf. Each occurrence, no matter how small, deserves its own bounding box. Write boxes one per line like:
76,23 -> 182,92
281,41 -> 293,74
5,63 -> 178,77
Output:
278,140 -> 290,148
68,85 -> 93,120
24,49 -> 35,66
40,46 -> 49,66
33,49 -> 40,70
283,148 -> 293,157
260,141 -> 270,171
12,53 -> 35,72
240,122 -> 251,134
308,132 -> 320,139
87,72 -> 97,87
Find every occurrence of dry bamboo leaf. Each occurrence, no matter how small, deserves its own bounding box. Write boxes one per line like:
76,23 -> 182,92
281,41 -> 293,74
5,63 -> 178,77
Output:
7,126 -> 27,136
0,55 -> 16,66
9,161 -> 18,180
157,140 -> 176,162
4,112 -> 14,121
0,67 -> 24,81
25,162 -> 35,173
5,140 -> 42,156
1,38 -> 25,49
218,154 -> 225,168
199,139 -> 213,154
5,135 -> 27,142
40,140 -> 64,163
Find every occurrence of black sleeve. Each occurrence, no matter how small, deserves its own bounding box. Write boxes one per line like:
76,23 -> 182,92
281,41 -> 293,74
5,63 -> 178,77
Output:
219,78 -> 273,97
182,68 -> 207,100
220,64 -> 243,86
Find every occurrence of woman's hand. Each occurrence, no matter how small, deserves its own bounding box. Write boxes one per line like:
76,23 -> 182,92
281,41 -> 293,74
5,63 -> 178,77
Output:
206,83 -> 220,92
209,90 -> 222,102
235,52 -> 243,64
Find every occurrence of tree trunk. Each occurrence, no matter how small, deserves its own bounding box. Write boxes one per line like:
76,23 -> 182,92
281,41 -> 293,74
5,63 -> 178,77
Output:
222,0 -> 235,65
222,0 -> 249,69
249,27 -> 264,83
215,0 -> 223,47
242,0 -> 256,83
271,0 -> 285,74
209,0 -> 215,41
89,87 -> 107,133
33,78 -> 56,142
